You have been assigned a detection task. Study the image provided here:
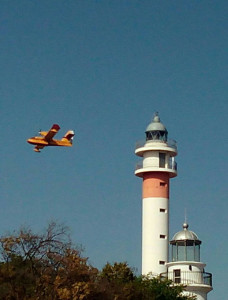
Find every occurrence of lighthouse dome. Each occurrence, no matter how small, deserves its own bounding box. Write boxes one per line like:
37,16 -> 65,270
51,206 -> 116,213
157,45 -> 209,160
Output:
146,113 -> 167,132
172,223 -> 200,242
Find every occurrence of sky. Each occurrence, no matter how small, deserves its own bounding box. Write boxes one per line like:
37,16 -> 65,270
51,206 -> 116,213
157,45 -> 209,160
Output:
0,1 -> 227,299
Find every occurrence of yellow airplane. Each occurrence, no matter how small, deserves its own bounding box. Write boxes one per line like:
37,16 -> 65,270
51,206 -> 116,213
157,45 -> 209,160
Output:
27,124 -> 75,152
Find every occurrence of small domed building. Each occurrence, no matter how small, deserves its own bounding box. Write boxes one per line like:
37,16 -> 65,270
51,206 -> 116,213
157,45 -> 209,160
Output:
164,223 -> 213,300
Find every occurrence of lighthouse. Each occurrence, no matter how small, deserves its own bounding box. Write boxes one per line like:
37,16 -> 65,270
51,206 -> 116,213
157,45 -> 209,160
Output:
164,223 -> 213,299
135,113 -> 177,276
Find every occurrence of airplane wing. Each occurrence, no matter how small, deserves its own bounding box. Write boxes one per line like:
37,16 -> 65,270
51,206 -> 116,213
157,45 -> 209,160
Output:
44,124 -> 60,141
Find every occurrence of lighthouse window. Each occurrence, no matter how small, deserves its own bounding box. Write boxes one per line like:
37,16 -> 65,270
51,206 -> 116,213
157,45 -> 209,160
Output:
186,241 -> 195,261
159,153 -> 166,167
177,241 -> 185,261
146,132 -> 152,140
195,244 -> 200,261
146,131 -> 168,141
172,244 -> 177,261
160,208 -> 166,213
174,269 -> 181,283
160,234 -> 166,239
159,260 -> 165,265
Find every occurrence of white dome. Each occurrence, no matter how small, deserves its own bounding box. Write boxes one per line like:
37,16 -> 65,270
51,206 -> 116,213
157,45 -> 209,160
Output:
171,223 -> 200,241
145,113 -> 167,132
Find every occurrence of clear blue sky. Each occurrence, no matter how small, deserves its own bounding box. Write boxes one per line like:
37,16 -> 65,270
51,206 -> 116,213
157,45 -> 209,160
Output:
1,1 -> 227,299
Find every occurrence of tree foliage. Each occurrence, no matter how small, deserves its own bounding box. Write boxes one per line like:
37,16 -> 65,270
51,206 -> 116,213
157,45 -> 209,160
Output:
0,223 -> 194,300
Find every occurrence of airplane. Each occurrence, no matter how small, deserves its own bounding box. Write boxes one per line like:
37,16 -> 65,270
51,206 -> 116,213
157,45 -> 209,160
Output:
27,124 -> 75,152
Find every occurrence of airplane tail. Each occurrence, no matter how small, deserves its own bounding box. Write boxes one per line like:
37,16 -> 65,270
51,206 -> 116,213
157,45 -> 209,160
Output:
61,130 -> 75,144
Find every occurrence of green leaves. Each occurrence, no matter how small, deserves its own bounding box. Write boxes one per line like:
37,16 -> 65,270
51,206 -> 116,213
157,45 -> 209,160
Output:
98,263 -> 194,300
100,262 -> 136,284
0,224 -> 195,300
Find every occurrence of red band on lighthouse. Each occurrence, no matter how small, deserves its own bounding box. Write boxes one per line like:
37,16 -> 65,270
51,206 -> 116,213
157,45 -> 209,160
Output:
143,172 -> 169,198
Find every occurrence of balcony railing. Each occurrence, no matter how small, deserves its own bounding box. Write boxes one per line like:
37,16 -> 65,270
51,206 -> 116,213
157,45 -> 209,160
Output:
160,271 -> 212,287
135,160 -> 177,171
135,139 -> 177,151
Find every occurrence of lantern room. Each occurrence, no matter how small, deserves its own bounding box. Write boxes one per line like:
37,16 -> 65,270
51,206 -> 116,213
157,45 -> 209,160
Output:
145,112 -> 168,142
170,223 -> 201,262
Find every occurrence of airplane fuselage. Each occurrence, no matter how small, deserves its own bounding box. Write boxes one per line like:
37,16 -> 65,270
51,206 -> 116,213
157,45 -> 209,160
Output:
27,137 -> 72,147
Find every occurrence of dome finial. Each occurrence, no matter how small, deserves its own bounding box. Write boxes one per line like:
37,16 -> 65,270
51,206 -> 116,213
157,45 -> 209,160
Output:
183,222 -> 189,230
183,208 -> 189,230
153,111 -> 160,123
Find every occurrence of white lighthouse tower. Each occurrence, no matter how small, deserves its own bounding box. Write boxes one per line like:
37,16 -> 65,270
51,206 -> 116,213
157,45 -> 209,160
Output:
165,223 -> 213,299
135,113 -> 177,276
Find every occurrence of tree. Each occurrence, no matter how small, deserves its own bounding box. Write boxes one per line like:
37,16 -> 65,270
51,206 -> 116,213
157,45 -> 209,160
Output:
99,262 -> 136,299
99,263 -> 195,300
0,222 -> 99,299
100,262 -> 135,283
134,275 -> 195,300
0,223 -> 195,299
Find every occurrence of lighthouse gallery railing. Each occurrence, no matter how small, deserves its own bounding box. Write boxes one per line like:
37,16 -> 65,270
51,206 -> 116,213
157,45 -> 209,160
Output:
135,160 -> 177,171
135,139 -> 177,150
160,271 -> 212,286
